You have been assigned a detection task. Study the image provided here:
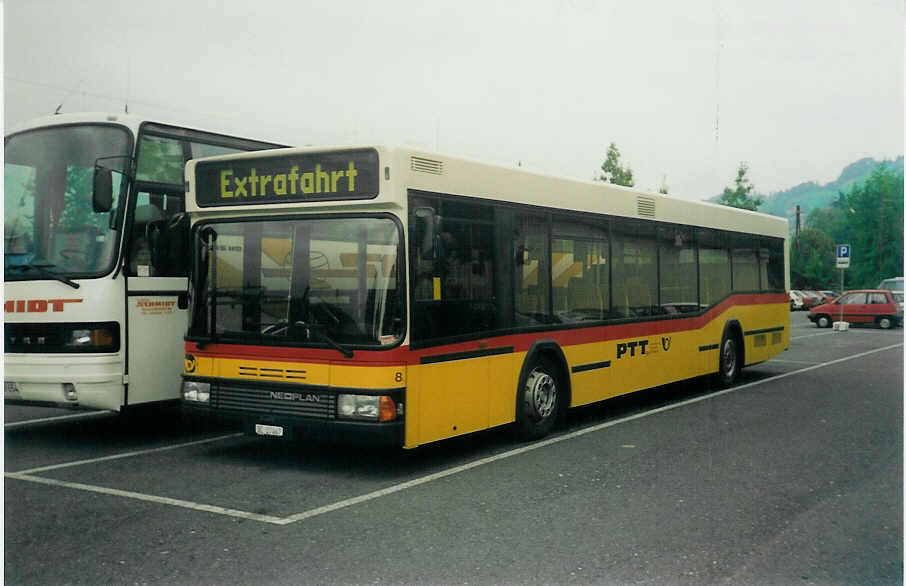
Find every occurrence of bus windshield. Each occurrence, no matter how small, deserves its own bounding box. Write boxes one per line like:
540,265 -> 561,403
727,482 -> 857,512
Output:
189,216 -> 404,350
4,124 -> 132,281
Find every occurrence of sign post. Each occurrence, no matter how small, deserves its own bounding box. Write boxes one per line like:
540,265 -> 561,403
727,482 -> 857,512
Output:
835,244 -> 851,330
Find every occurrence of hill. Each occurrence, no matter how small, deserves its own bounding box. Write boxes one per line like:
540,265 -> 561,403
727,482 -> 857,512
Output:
710,156 -> 904,228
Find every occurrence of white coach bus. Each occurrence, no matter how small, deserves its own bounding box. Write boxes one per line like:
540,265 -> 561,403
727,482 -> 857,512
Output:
4,113 -> 284,412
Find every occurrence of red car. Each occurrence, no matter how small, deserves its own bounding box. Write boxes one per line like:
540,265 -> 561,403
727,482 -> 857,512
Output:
808,289 -> 903,329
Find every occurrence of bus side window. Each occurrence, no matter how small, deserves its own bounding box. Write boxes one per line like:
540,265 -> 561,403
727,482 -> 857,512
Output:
128,192 -> 187,277
514,213 -> 551,325
410,194 -> 498,342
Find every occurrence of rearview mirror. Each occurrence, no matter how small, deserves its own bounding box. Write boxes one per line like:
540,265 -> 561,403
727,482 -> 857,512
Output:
92,167 -> 113,213
414,207 -> 440,260
93,155 -> 134,214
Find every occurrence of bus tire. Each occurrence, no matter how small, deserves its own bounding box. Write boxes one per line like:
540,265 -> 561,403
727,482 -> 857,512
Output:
716,332 -> 740,388
515,357 -> 561,440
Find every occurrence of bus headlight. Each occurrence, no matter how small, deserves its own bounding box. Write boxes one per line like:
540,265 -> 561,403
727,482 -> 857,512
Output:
338,394 -> 396,422
63,323 -> 119,351
182,380 -> 210,403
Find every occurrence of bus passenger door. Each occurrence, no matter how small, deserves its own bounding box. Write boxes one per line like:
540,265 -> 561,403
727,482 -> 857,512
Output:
125,190 -> 188,405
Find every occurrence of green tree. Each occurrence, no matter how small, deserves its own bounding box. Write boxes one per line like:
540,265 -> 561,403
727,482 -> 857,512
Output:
790,227 -> 835,289
597,142 -> 634,187
805,205 -> 848,245
803,166 -> 903,288
717,162 -> 763,211
844,165 -> 904,287
59,167 -> 96,230
658,175 -> 669,195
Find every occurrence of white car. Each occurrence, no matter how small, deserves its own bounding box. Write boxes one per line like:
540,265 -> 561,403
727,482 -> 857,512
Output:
877,277 -> 904,311
790,290 -> 805,310
877,277 -> 903,292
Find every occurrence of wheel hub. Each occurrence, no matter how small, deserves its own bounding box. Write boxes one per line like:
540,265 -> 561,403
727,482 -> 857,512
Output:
722,339 -> 737,377
525,369 -> 556,420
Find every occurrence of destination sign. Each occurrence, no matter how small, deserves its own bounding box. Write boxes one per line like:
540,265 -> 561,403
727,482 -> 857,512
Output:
195,148 -> 379,206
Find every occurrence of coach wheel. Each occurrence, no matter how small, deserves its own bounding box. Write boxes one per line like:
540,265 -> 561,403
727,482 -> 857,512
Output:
816,314 -> 832,328
717,334 -> 739,388
877,316 -> 893,330
515,358 -> 561,440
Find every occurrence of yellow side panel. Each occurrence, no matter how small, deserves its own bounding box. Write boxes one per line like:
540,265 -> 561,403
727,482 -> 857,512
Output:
487,353 -> 519,428
593,328 -> 707,403
562,342 -> 607,406
413,359 -> 489,444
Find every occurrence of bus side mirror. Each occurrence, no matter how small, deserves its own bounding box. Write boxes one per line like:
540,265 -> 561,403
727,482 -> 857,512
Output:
92,167 -> 113,213
93,155 -> 134,214
415,208 -> 441,260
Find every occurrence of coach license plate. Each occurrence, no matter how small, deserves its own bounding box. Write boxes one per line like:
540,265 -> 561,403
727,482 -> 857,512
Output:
5,382 -> 20,397
255,424 -> 284,437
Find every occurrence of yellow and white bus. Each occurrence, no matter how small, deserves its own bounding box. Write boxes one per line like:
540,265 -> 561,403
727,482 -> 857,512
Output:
4,113 -> 284,412
180,146 -> 789,447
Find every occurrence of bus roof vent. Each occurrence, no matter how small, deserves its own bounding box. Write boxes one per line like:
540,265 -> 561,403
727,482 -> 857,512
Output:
637,196 -> 656,218
411,156 -> 444,175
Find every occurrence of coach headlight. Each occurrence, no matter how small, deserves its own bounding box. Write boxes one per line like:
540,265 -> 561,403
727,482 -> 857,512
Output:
338,394 -> 396,422
62,323 -> 119,352
182,380 -> 210,403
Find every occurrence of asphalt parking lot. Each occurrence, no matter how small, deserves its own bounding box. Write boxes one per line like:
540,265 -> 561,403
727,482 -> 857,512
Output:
5,311 -> 903,585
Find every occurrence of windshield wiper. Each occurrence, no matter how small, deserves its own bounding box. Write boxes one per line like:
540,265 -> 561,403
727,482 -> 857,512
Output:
295,320 -> 353,359
9,262 -> 80,289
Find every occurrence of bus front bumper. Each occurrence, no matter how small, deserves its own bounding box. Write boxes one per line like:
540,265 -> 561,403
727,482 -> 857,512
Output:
182,402 -> 405,447
4,353 -> 124,411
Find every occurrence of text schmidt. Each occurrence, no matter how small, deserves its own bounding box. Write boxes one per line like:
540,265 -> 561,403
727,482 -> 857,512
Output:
219,162 -> 359,200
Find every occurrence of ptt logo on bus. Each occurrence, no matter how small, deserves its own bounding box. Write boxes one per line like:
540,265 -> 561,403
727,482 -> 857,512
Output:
616,336 -> 675,359
4,299 -> 83,313
616,339 -> 649,359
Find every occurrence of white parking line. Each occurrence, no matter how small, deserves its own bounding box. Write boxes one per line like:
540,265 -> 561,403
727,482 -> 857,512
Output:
5,411 -> 113,429
792,329 -> 903,341
4,472 -> 287,525
6,342 -> 902,526
791,331 -> 835,340
11,433 -> 243,475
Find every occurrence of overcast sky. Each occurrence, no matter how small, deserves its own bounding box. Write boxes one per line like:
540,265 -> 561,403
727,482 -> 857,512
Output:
3,0 -> 903,201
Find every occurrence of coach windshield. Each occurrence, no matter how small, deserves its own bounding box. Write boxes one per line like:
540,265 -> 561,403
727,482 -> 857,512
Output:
4,124 -> 131,281
188,215 -> 404,352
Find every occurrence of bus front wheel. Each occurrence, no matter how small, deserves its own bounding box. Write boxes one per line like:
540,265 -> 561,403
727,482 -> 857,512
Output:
717,334 -> 739,388
515,358 -> 561,440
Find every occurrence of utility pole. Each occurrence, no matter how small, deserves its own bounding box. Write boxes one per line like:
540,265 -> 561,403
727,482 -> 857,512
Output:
795,205 -> 801,250
878,192 -> 883,275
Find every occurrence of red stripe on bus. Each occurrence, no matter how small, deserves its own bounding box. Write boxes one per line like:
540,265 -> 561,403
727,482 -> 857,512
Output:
185,292 -> 787,365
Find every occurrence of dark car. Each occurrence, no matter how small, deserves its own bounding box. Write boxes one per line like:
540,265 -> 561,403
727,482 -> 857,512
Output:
808,289 -> 903,329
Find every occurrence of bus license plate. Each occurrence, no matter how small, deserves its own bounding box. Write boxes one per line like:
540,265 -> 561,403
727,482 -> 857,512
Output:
255,424 -> 284,437
5,382 -> 20,397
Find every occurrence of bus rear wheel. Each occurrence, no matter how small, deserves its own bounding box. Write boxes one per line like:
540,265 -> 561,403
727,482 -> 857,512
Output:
515,358 -> 561,440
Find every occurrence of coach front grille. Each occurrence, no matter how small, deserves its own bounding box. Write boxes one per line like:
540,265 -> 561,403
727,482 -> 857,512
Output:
212,381 -> 336,420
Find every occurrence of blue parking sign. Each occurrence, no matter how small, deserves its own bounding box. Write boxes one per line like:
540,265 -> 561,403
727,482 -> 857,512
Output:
836,244 -> 851,269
